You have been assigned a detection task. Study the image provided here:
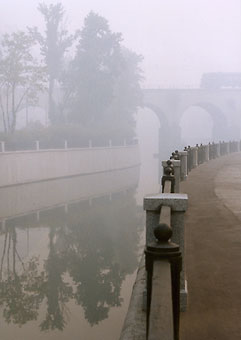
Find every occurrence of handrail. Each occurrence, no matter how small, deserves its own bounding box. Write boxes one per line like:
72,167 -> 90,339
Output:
145,194 -> 182,340
119,139 -> 241,340
148,260 -> 174,340
181,140 -> 240,180
147,183 -> 174,339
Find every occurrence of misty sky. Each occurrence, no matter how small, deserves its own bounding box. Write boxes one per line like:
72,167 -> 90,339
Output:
0,0 -> 241,88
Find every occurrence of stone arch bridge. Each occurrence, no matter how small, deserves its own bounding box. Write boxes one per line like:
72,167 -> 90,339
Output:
143,88 -> 241,158
12,87 -> 241,161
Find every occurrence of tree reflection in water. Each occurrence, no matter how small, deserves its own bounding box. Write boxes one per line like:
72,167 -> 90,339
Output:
0,188 -> 143,332
0,226 -> 42,325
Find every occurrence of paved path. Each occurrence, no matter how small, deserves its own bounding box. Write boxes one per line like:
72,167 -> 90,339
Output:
180,153 -> 241,340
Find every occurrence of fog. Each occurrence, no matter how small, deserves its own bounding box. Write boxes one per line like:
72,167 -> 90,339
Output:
1,0 -> 241,87
0,1 -> 241,339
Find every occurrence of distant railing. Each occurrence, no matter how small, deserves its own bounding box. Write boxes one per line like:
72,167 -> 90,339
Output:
0,138 -> 138,153
120,139 -> 241,340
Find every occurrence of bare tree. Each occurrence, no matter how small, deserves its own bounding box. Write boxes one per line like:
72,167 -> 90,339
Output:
0,31 -> 46,133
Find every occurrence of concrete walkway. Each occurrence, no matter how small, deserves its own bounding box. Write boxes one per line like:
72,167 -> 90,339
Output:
180,153 -> 241,340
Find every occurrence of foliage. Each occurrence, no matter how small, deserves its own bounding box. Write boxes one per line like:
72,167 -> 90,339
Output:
0,5 -> 143,142
0,31 -> 46,133
0,121 -> 136,151
61,11 -> 143,137
106,47 -> 143,130
29,2 -> 73,124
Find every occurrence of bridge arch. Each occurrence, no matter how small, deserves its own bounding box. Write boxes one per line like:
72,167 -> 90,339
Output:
143,102 -> 168,127
180,105 -> 213,146
142,102 -> 175,160
179,101 -> 228,142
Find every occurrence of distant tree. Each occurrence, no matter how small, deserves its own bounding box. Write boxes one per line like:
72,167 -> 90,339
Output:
105,47 -> 143,135
62,11 -> 143,138
63,11 -> 123,124
29,2 -> 73,124
0,32 -> 45,133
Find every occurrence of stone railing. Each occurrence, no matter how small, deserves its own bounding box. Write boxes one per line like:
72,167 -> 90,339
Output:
0,138 -> 138,153
119,139 -> 240,340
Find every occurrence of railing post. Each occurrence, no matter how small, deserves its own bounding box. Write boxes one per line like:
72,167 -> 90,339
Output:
198,144 -> 204,164
144,193 -> 188,311
217,142 -> 221,157
226,141 -> 230,154
186,146 -> 192,172
192,146 -> 198,168
162,160 -> 181,193
212,143 -> 215,158
209,143 -> 213,159
201,144 -> 205,163
215,142 -> 217,157
173,160 -> 181,193
220,141 -> 225,155
0,141 -> 5,153
179,151 -> 188,181
204,144 -> 209,161
162,160 -> 175,193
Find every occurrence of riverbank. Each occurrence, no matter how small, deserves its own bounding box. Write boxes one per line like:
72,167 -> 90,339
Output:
0,144 -> 140,187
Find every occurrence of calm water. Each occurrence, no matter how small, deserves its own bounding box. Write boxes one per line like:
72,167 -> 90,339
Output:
0,166 -> 159,340
0,112 -> 160,340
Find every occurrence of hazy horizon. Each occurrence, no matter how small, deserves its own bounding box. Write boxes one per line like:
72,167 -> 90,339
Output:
0,0 -> 241,88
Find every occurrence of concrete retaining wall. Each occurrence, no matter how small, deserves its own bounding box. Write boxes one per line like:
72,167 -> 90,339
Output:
0,144 -> 140,187
0,165 -> 140,221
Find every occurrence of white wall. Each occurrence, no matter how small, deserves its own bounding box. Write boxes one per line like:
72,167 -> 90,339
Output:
0,145 -> 140,187
0,166 -> 140,221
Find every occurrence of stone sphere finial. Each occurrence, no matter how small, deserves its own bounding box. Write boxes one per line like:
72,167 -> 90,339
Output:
154,223 -> 172,243
173,150 -> 180,160
164,160 -> 174,176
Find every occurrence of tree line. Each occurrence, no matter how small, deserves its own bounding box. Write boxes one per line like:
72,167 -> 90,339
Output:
0,3 -> 143,141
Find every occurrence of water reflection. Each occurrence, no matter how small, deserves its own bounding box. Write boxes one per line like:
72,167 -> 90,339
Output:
0,188 -> 143,333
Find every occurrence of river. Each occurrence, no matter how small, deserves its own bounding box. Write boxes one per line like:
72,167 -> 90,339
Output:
0,113 -> 160,340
